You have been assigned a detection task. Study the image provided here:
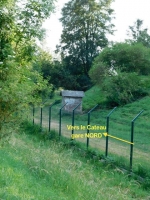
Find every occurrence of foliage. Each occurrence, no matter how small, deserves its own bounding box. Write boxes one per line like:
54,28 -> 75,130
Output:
127,19 -> 150,48
89,61 -> 110,85
89,42 -> 150,105
56,0 -> 114,90
90,42 -> 150,75
32,49 -> 55,98
0,0 -> 55,131
33,51 -> 78,91
101,72 -> 147,106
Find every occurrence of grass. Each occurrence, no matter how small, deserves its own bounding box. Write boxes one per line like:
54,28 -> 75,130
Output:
82,85 -> 106,110
0,122 -> 150,199
31,91 -> 150,177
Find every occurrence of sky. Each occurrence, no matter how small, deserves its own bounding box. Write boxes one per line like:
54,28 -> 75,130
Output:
42,0 -> 150,53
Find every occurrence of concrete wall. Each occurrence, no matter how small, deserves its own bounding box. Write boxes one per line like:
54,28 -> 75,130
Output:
61,90 -> 84,113
62,97 -> 82,113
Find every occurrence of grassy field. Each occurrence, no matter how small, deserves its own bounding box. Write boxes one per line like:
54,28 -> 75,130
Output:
0,122 -> 150,200
31,88 -> 150,175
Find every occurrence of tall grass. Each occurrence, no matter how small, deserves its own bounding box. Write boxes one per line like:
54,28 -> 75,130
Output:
0,122 -> 150,199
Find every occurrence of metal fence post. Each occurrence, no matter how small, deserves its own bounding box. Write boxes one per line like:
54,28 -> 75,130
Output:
71,103 -> 81,136
105,107 -> 117,157
130,110 -> 144,170
59,102 -> 68,138
49,102 -> 56,132
87,104 -> 98,148
40,99 -> 49,129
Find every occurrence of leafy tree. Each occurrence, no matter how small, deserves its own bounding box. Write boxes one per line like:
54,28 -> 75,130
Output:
89,42 -> 150,106
127,19 -> 150,48
90,43 -> 150,77
101,72 -> 147,106
56,0 -> 114,90
0,0 -> 55,133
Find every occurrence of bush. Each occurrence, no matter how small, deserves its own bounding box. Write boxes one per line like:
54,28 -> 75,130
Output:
89,42 -> 150,107
93,43 -> 150,75
102,72 -> 148,106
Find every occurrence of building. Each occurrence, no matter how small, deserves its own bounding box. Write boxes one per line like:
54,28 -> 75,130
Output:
61,90 -> 85,113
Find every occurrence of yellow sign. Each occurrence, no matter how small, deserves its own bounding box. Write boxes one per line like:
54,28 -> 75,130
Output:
103,133 -> 134,145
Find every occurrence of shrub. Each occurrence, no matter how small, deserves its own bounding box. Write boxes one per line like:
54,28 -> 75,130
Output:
102,72 -> 148,106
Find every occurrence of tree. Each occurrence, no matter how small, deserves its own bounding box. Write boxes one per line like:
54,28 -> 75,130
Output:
90,43 -> 150,76
56,0 -> 114,90
101,72 -> 147,106
0,0 -> 55,133
127,19 -> 150,48
32,49 -> 61,96
89,42 -> 150,106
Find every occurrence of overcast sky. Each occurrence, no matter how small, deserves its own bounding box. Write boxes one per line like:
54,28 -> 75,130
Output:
42,0 -> 150,53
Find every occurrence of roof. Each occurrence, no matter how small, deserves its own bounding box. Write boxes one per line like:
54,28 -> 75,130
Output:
61,90 -> 84,97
